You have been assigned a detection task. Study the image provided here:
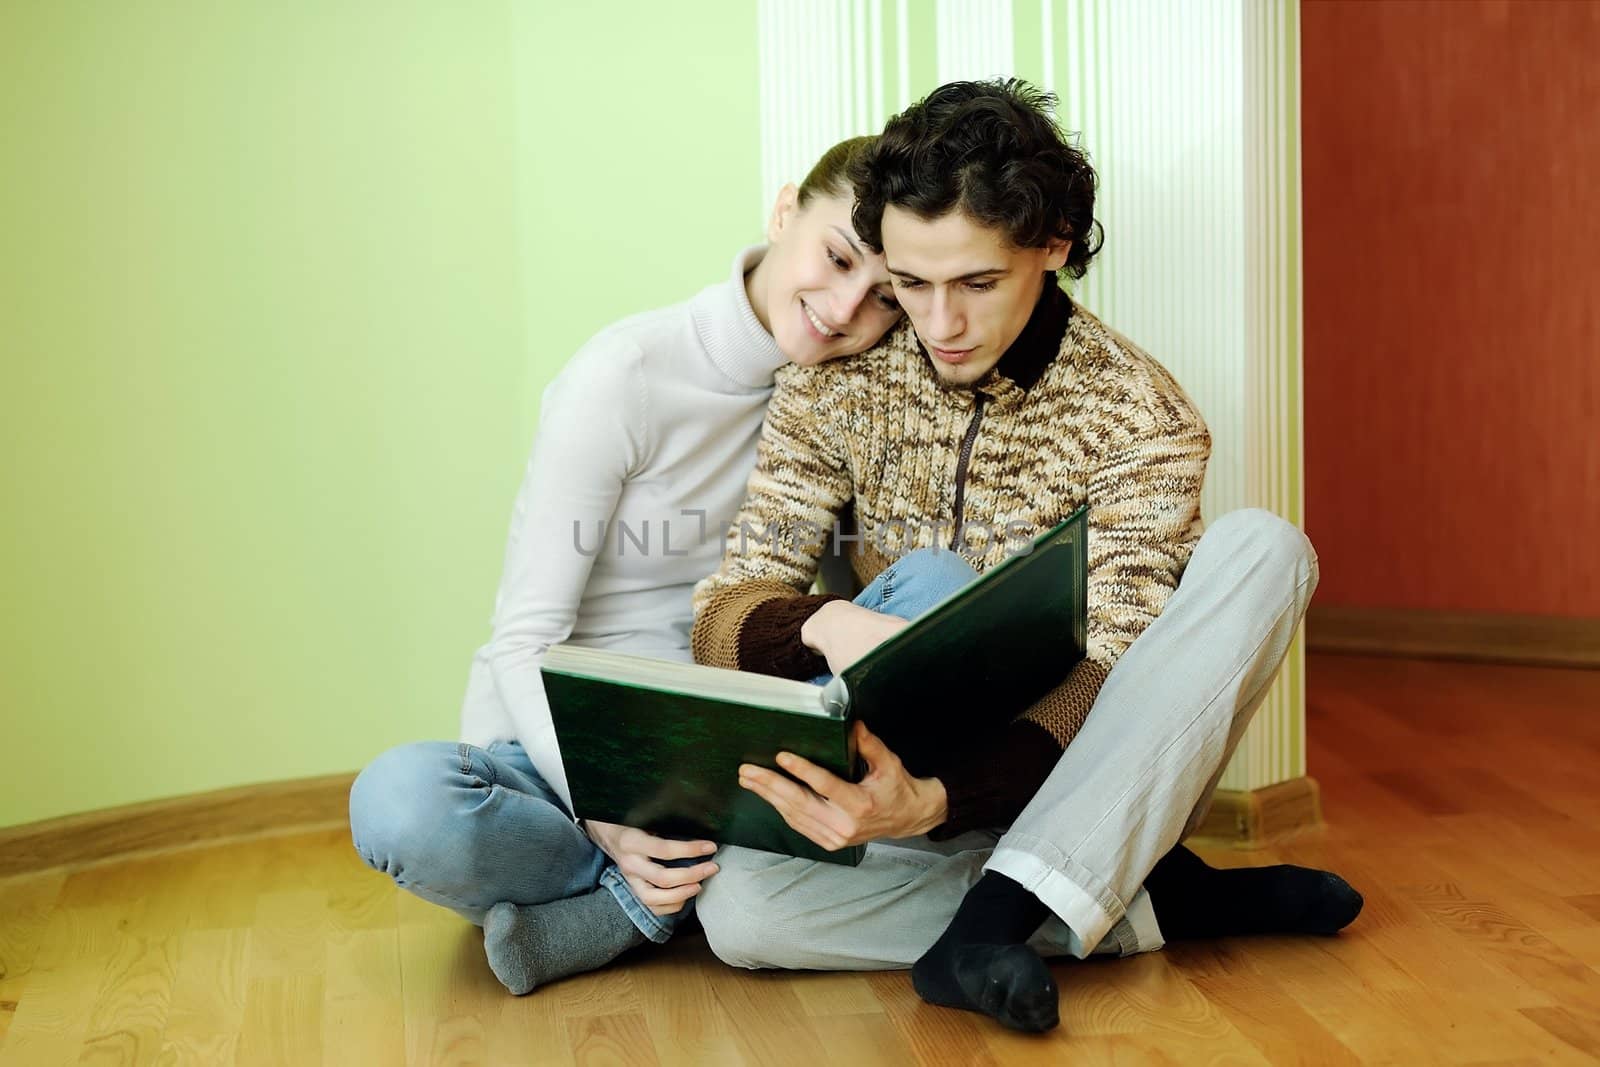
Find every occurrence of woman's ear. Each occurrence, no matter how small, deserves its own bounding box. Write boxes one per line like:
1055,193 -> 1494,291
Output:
766,183 -> 801,243
1043,236 -> 1073,273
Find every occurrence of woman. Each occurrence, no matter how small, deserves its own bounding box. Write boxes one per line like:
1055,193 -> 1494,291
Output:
348,137 -> 903,995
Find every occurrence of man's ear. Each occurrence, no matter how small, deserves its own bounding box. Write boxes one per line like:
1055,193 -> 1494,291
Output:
766,183 -> 801,243
1042,235 -> 1073,273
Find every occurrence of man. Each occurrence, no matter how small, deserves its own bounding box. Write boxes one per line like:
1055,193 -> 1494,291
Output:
690,79 -> 1360,1033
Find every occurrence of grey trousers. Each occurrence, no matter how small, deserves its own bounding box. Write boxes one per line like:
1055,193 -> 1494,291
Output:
694,508 -> 1319,969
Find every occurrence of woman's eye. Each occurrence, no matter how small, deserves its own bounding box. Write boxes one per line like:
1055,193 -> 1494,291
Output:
876,293 -> 900,311
827,250 -> 849,271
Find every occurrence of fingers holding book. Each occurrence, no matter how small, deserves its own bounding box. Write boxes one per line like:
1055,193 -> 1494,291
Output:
581,819 -> 719,916
737,721 -> 950,851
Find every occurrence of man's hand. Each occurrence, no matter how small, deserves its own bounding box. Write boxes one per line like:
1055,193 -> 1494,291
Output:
800,600 -> 911,675
738,721 -> 948,851
580,820 -> 718,916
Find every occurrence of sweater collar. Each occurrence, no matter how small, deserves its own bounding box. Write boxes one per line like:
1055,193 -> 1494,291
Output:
988,275 -> 1073,392
690,245 -> 788,390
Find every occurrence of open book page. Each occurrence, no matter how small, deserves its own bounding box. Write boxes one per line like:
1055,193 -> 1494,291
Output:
542,644 -> 834,718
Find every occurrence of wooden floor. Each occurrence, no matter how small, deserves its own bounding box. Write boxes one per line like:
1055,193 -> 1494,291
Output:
3,653 -> 1600,1065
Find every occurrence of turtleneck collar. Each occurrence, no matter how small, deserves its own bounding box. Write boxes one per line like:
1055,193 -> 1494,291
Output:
690,245 -> 788,390
989,275 -> 1074,392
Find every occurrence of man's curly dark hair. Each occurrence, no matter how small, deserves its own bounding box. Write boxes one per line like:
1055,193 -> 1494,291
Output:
850,79 -> 1103,280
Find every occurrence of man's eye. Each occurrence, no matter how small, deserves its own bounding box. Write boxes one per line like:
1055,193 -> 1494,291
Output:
967,281 -> 996,292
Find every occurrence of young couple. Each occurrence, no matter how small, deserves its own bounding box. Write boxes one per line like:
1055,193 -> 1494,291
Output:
350,79 -> 1361,1033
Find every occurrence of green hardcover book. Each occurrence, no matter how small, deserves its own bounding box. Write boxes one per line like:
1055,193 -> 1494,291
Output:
542,505 -> 1088,867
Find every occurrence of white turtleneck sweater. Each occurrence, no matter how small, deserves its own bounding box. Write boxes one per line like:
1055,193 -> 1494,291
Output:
458,247 -> 786,810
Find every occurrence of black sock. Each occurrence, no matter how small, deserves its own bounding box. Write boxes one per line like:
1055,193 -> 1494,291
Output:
1144,844 -> 1364,940
911,872 -> 1059,1033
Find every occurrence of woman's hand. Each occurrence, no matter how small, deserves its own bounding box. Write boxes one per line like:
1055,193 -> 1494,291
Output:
580,820 -> 719,916
737,721 -> 948,851
800,600 -> 911,675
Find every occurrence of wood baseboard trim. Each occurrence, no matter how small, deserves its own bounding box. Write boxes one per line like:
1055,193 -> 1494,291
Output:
1309,605 -> 1600,669
0,772 -> 357,876
1191,777 -> 1323,849
2,770 -> 1330,872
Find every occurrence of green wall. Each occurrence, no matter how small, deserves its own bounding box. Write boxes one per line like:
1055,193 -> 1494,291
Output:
1,1 -> 759,826
2,0 -> 1303,824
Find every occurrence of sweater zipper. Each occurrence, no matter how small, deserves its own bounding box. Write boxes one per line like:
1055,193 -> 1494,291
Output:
948,391 -> 991,550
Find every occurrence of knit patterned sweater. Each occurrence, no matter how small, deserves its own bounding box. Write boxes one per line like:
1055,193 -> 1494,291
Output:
690,283 -> 1210,836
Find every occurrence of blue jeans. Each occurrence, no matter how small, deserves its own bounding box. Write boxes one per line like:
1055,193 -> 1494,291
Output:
348,547 -> 978,941
814,546 -> 980,683
349,738 -> 677,942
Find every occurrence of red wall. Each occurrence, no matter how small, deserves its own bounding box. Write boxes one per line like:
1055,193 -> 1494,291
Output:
1301,0 -> 1599,618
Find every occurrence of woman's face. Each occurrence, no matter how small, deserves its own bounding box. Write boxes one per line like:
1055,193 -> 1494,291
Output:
761,189 -> 903,367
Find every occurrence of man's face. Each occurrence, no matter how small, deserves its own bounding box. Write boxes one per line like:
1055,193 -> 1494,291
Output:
880,206 -> 1070,386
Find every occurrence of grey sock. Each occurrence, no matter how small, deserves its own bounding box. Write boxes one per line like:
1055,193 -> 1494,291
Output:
483,891 -> 648,995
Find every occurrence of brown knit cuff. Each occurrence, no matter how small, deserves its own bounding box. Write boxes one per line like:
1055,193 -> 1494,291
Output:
692,579 -> 798,670
927,719 -> 1064,839
1021,659 -> 1109,747
736,593 -> 848,680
